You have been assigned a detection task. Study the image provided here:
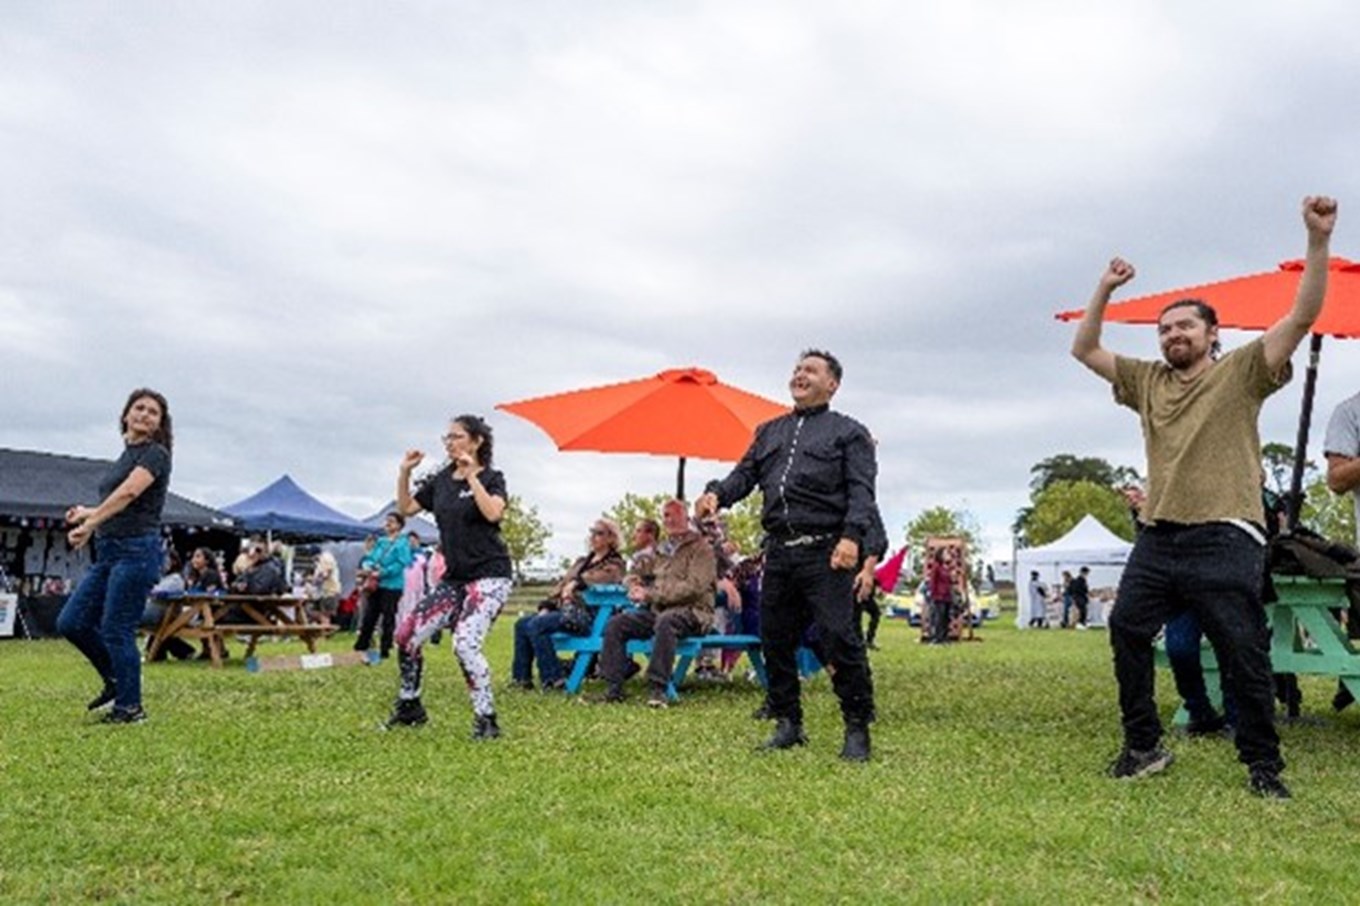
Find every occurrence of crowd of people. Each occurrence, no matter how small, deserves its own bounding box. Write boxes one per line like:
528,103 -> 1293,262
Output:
52,196 -> 1344,796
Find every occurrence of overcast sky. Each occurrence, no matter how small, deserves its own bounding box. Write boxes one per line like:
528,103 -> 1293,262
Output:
4,1 -> 1360,564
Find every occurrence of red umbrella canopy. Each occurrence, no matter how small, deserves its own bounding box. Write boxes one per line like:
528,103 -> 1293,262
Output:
1055,257 -> 1360,336
496,367 -> 789,462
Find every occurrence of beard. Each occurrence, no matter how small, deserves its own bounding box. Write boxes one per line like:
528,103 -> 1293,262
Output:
1162,341 -> 1204,371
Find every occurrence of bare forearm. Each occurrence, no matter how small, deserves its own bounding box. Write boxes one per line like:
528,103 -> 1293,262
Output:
467,473 -> 505,522
1072,284 -> 1112,360
1290,234 -> 1331,331
396,468 -> 420,516
1327,455 -> 1360,494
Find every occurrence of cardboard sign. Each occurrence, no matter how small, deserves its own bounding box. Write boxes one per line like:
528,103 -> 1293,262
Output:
0,593 -> 16,638
246,649 -> 379,673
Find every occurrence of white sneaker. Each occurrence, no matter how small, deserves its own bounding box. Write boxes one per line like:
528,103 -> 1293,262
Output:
1077,622 -> 1089,631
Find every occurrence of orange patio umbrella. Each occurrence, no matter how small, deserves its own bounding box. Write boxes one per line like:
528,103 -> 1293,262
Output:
496,367 -> 789,498
1056,256 -> 1360,526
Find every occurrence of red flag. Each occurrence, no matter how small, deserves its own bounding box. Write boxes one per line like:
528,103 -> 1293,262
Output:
875,547 -> 907,594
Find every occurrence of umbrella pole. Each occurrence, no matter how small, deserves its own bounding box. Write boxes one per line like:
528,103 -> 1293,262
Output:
1287,333 -> 1324,531
676,456 -> 687,501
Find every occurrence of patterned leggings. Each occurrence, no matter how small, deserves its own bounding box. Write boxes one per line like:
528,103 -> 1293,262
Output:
395,577 -> 511,717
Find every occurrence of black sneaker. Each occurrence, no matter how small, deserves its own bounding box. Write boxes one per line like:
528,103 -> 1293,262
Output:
472,713 -> 501,741
1106,745 -> 1174,779
509,679 -> 535,691
86,683 -> 116,712
646,686 -> 669,709
1248,765 -> 1291,799
99,705 -> 147,724
382,698 -> 428,730
750,702 -> 774,720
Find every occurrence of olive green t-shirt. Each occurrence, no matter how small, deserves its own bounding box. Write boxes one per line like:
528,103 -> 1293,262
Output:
1113,337 -> 1290,527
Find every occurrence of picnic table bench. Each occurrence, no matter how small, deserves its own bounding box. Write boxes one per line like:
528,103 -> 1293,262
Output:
146,593 -> 336,668
551,584 -> 769,701
1156,576 -> 1360,723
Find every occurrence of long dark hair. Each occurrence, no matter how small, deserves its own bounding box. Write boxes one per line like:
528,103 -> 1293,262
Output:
120,387 -> 174,451
454,414 -> 494,466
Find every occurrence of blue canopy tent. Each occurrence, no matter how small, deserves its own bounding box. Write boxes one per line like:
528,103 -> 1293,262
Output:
221,475 -> 372,541
363,502 -> 440,544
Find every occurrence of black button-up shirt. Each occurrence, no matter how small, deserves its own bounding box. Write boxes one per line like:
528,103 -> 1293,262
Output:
706,403 -> 878,545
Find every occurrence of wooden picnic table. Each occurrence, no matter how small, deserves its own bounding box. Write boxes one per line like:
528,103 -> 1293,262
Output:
145,593 -> 335,668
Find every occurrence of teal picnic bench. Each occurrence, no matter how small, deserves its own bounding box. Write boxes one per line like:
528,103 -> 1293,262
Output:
551,584 -> 769,701
1156,576 -> 1360,724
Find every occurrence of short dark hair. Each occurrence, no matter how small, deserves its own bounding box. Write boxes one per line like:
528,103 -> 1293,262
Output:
386,511 -> 407,528
1159,298 -> 1222,358
799,349 -> 843,382
637,518 -> 660,538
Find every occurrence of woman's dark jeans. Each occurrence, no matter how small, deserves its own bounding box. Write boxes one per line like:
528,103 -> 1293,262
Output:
512,610 -> 575,686
1109,523 -> 1281,772
57,532 -> 162,710
1163,610 -> 1238,726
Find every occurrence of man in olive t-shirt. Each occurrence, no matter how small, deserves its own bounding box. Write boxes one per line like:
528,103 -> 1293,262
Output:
1070,196 -> 1338,799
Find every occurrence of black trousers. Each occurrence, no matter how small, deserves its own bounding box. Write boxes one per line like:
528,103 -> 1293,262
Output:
1109,523 -> 1282,771
762,538 -> 874,724
355,587 -> 401,657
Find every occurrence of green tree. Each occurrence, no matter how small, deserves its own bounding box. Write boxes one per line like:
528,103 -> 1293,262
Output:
604,492 -> 671,544
1300,475 -> 1355,544
1261,442 -> 1316,496
1029,454 -> 1140,493
604,490 -> 766,555
499,495 -> 552,581
718,493 -> 764,555
904,506 -> 982,573
1021,480 -> 1135,548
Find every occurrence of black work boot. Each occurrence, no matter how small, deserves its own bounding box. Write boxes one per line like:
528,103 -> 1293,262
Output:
472,713 -> 502,741
761,718 -> 808,750
840,719 -> 871,762
382,698 -> 428,730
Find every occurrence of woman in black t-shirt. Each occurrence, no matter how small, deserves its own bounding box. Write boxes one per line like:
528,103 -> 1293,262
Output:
57,388 -> 173,724
385,414 -> 514,739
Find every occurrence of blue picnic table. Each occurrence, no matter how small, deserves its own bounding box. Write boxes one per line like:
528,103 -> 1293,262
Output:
549,584 -> 770,701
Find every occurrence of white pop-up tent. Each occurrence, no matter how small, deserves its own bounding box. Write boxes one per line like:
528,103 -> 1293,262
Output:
1014,515 -> 1133,627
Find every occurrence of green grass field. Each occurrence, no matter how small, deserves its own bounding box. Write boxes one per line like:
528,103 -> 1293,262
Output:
3,606 -> 1358,904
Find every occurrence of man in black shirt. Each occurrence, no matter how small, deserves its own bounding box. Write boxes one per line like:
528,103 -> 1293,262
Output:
696,349 -> 878,761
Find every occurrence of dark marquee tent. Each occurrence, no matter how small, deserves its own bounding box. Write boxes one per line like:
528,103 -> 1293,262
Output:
0,448 -> 237,529
0,448 -> 240,638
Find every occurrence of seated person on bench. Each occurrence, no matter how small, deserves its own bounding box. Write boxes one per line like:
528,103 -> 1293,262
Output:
511,518 -> 626,690
597,499 -> 716,707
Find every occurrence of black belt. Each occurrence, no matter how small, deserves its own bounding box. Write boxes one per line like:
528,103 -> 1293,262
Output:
771,532 -> 836,548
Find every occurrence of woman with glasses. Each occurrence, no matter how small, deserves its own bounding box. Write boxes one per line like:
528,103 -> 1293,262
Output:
384,415 -> 514,739
511,518 -> 626,691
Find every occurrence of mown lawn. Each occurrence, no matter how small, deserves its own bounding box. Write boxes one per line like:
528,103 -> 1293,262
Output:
2,611 -> 1358,904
